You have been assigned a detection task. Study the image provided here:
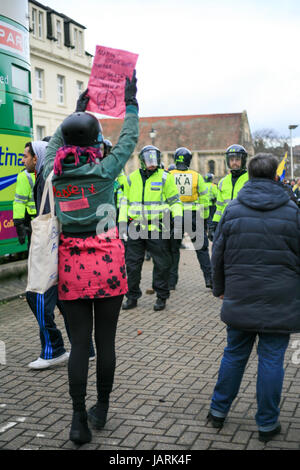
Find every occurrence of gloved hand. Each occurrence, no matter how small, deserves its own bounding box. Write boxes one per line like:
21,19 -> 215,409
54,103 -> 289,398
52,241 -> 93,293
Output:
125,69 -> 138,109
75,88 -> 90,112
208,225 -> 215,242
13,219 -> 28,245
173,216 -> 183,239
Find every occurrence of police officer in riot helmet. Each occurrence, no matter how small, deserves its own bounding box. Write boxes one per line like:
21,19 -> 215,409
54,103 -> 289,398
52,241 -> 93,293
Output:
169,147 -> 212,289
208,144 -> 249,241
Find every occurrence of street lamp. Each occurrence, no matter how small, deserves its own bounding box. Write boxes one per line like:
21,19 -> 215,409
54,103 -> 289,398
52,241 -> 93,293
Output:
289,124 -> 298,180
149,128 -> 157,146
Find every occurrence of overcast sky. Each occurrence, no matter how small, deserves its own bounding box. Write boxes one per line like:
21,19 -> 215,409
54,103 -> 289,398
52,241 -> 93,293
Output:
43,0 -> 300,144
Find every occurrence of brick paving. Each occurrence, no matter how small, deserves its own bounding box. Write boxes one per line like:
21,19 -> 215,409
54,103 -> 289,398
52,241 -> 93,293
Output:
0,248 -> 300,451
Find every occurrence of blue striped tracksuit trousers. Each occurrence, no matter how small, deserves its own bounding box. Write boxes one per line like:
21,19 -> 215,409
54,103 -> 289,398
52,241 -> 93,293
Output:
26,285 -> 67,360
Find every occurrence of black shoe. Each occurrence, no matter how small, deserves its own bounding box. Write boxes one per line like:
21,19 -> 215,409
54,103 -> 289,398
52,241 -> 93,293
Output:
205,279 -> 213,289
88,402 -> 109,430
258,424 -> 281,443
122,298 -> 137,310
206,411 -> 225,429
153,298 -> 166,311
169,285 -> 176,291
69,411 -> 92,445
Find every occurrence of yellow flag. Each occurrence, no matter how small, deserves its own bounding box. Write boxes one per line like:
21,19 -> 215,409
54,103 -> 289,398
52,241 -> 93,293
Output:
276,152 -> 288,181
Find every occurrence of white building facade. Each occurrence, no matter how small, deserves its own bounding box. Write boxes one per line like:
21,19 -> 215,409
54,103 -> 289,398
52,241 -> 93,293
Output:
28,0 -> 92,139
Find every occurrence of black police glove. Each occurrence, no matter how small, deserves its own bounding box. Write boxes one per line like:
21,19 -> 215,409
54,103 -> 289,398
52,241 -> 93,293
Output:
125,69 -> 138,110
75,88 -> 90,112
13,219 -> 28,245
208,223 -> 216,242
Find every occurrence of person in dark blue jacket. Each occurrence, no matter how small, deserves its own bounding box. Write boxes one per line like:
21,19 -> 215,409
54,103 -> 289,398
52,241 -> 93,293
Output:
207,153 -> 300,443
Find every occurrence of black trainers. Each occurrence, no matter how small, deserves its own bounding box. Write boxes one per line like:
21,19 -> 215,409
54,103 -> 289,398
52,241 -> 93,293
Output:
258,424 -> 281,443
122,298 -> 137,310
69,411 -> 92,445
206,411 -> 225,429
153,298 -> 166,311
88,402 -> 109,429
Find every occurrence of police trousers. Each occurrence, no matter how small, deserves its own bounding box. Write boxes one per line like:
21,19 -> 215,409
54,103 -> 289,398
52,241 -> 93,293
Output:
125,234 -> 172,300
169,211 -> 212,287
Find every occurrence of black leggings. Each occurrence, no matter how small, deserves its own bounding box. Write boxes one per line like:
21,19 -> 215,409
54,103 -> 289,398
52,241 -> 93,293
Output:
61,295 -> 123,411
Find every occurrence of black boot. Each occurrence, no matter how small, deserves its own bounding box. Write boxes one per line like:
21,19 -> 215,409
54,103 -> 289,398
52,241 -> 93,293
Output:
205,278 -> 213,289
122,298 -> 137,310
153,298 -> 166,311
88,402 -> 109,429
206,411 -> 225,429
258,424 -> 281,443
69,410 -> 92,445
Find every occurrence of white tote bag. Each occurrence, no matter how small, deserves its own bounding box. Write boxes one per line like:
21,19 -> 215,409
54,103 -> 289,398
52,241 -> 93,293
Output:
26,171 -> 60,294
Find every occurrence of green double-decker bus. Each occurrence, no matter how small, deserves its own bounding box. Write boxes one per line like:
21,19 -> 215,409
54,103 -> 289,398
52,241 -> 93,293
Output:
0,0 -> 33,256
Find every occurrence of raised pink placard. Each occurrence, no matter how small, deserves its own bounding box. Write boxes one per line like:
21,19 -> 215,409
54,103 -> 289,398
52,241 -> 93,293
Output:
86,45 -> 138,118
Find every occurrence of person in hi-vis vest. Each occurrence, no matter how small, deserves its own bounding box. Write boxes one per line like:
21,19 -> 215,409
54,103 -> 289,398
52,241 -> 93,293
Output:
13,145 -> 37,248
169,147 -> 212,289
208,144 -> 249,241
119,145 -> 183,312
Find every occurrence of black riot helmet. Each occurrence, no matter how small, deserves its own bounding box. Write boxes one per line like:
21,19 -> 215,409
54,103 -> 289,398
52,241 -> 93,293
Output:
205,173 -> 214,182
225,144 -> 248,171
103,139 -> 113,157
174,147 -> 192,170
139,145 -> 161,170
61,112 -> 103,147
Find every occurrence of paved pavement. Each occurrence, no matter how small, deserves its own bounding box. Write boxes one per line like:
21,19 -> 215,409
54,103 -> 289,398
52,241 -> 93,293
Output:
1,248 -> 300,452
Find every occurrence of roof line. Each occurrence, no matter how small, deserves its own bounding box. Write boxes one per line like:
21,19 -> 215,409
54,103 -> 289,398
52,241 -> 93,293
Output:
100,112 -> 244,122
29,0 -> 86,29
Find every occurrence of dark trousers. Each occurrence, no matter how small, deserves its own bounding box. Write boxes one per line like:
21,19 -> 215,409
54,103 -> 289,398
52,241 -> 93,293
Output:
61,295 -> 123,411
169,211 -> 212,287
125,235 -> 172,300
26,286 -> 95,360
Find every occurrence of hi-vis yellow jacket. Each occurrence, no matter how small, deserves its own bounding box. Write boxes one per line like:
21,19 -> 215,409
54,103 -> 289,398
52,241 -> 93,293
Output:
13,169 -> 36,219
212,171 -> 249,223
204,181 -> 218,206
170,169 -> 209,218
119,168 -> 182,231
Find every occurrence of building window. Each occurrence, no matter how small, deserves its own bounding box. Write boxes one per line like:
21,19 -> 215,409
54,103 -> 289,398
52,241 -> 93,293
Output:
36,125 -> 45,140
76,80 -> 83,97
74,28 -> 83,55
74,28 -> 77,49
208,160 -> 215,174
35,68 -> 44,100
31,8 -> 37,35
57,75 -> 65,104
78,31 -> 83,55
56,19 -> 62,47
38,11 -> 44,39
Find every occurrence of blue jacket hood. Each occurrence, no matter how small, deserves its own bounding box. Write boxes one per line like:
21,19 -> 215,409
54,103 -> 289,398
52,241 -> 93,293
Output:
237,178 -> 290,211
